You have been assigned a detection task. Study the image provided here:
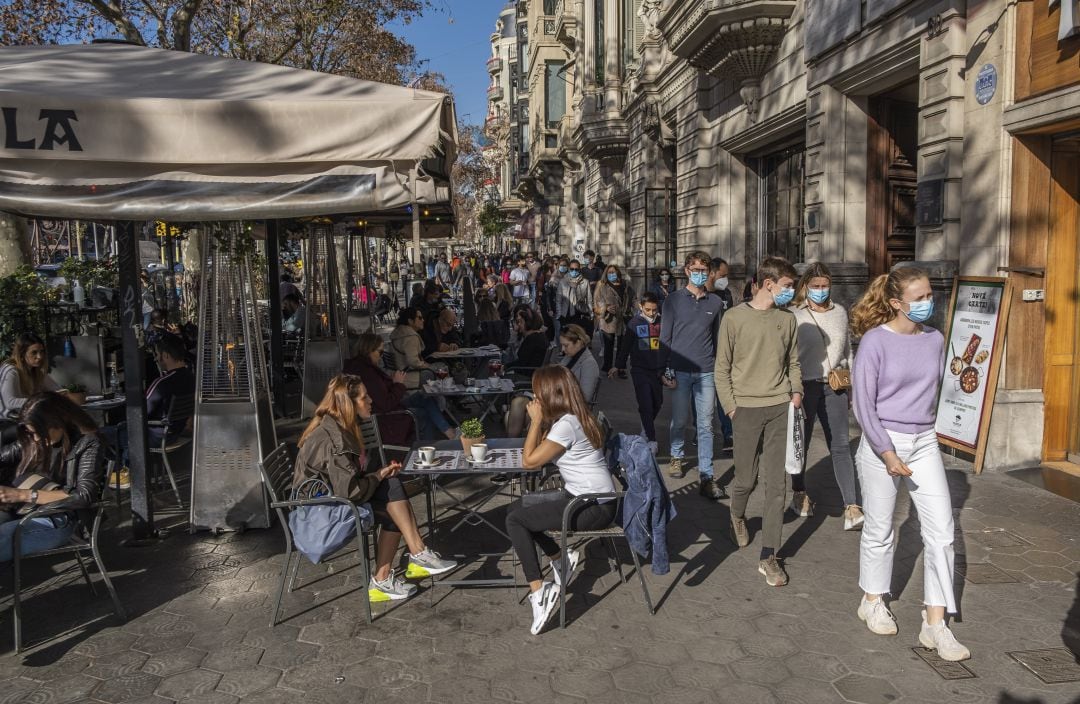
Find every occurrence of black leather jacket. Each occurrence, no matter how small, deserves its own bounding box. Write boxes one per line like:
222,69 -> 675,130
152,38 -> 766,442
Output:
0,433 -> 106,514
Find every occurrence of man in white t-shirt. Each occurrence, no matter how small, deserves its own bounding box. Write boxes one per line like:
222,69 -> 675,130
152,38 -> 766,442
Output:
509,256 -> 531,304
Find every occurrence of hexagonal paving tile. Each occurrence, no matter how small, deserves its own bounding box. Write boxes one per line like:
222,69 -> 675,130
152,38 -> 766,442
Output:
685,636 -> 745,665
18,673 -> 98,704
154,668 -> 222,700
92,672 -> 163,703
729,656 -> 792,686
610,662 -> 676,695
142,648 -> 207,677
214,666 -> 281,698
83,650 -> 150,679
832,673 -> 901,704
549,669 -> 615,700
784,650 -> 850,683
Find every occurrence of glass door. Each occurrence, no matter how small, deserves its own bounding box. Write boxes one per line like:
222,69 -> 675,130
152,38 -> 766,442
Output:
644,187 -> 676,286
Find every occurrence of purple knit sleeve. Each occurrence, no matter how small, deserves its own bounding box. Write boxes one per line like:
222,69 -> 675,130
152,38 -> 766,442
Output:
852,331 -> 895,456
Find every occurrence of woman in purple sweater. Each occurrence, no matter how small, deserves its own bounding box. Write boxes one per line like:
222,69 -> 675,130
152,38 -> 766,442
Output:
849,267 -> 969,662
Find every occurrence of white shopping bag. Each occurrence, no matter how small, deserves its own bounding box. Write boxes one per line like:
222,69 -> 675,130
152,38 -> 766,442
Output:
785,402 -> 806,475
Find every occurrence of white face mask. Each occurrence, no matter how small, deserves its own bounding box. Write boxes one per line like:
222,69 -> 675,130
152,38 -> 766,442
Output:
641,313 -> 657,323
714,277 -> 729,291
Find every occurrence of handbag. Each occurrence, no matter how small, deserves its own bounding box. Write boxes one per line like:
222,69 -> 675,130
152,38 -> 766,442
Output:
806,309 -> 851,391
287,478 -> 370,565
5,472 -> 61,515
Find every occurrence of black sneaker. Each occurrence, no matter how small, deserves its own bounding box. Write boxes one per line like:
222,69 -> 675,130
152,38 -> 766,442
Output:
699,477 -> 726,500
722,435 -> 734,450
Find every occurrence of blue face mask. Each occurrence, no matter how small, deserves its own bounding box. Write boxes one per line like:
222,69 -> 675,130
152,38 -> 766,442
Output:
689,271 -> 709,287
773,287 -> 795,307
607,273 -> 619,283
559,265 -> 568,274
569,270 -> 581,279
807,288 -> 830,305
904,299 -> 934,323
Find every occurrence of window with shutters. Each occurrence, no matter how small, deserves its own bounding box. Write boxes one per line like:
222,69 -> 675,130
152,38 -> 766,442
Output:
623,0 -> 642,70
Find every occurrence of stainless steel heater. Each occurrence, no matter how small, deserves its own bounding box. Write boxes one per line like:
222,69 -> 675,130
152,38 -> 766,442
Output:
190,223 -> 276,532
300,223 -> 348,418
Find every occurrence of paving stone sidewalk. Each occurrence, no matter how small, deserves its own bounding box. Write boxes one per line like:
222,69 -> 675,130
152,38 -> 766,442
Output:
0,375 -> 1077,704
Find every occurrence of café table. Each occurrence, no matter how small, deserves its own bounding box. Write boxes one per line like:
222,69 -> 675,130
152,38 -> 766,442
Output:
402,437 -> 530,588
421,377 -> 514,425
83,394 -> 126,413
428,345 -> 502,361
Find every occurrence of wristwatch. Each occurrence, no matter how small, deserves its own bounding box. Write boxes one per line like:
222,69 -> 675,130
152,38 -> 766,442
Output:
29,489 -> 39,505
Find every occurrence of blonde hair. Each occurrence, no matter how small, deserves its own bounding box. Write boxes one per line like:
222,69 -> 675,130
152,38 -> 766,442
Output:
793,261 -> 832,307
298,374 -> 367,450
559,324 -> 591,348
850,267 -> 929,338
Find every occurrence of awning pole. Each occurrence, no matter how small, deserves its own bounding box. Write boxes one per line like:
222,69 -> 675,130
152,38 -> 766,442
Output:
411,163 -> 421,264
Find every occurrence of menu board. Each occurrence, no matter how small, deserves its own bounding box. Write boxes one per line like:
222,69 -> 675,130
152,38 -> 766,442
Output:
935,277 -> 1011,472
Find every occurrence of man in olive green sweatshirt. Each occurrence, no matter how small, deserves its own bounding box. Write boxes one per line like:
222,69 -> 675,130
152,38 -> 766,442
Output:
714,256 -> 802,587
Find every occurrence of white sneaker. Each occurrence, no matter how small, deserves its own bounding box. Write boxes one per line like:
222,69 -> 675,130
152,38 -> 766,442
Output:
844,505 -> 865,531
369,573 -> 418,602
528,581 -> 561,635
919,610 -> 970,661
550,549 -> 580,587
857,596 -> 898,635
405,548 -> 458,578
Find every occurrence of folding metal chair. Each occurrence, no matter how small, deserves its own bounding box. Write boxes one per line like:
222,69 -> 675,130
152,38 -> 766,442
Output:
11,476 -> 126,652
148,394 -> 195,508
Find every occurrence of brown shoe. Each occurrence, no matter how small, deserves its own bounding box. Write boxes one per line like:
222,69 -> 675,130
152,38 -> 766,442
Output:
731,516 -> 749,548
789,491 -> 814,517
758,555 -> 788,587
668,457 -> 685,479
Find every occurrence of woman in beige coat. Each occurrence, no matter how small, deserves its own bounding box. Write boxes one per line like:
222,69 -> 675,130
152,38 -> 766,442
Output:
593,264 -> 636,375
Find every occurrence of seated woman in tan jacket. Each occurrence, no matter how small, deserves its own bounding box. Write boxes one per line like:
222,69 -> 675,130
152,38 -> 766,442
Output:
387,307 -> 433,390
293,374 -> 456,601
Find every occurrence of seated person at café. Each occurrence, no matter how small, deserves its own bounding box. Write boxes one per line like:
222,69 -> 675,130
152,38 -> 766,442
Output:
422,308 -> 461,360
556,324 -> 600,405
282,293 -> 305,334
101,335 -> 195,486
504,308 -> 553,437
294,374 -> 457,600
1,333 -> 59,444
415,281 -> 444,323
407,282 -> 425,309
388,307 -> 434,390
344,333 -> 456,443
507,365 -> 617,634
0,393 -> 106,562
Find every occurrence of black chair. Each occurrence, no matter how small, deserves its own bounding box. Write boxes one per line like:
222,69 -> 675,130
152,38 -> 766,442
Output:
542,412 -> 654,628
258,443 -> 375,627
147,394 -> 195,508
12,471 -> 127,652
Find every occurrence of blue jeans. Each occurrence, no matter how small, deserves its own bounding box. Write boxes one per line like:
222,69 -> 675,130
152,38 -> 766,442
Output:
405,393 -> 450,440
0,511 -> 74,563
669,371 -> 716,478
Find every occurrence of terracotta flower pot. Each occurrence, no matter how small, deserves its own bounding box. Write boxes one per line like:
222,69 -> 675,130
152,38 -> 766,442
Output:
461,435 -> 486,455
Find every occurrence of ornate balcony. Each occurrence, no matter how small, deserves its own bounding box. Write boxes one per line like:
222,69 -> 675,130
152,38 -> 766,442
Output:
487,85 -> 504,102
554,1 -> 578,50
487,56 -> 503,74
574,97 -> 630,165
659,0 -> 796,117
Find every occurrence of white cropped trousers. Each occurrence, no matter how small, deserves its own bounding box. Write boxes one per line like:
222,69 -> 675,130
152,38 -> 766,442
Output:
856,429 -> 957,613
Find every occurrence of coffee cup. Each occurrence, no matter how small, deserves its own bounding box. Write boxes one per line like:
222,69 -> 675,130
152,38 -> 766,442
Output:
470,443 -> 488,463
466,377 -> 475,388
419,446 -> 436,465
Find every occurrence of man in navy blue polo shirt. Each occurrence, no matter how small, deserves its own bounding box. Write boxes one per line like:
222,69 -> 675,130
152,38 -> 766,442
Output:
660,250 -> 725,500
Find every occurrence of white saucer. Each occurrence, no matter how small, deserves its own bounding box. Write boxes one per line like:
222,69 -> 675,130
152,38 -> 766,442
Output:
414,458 -> 442,468
466,456 -> 494,465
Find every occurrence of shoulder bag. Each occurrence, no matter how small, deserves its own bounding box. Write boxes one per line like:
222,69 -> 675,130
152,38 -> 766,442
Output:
806,309 -> 851,392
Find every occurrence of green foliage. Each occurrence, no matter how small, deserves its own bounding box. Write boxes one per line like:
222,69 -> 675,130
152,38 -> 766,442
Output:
459,418 -> 484,439
58,256 -> 118,290
64,382 -> 87,393
477,202 -> 509,239
0,266 -> 59,357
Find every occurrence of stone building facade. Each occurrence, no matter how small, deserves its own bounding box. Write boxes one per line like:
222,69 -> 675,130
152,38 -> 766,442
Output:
490,0 -> 1080,474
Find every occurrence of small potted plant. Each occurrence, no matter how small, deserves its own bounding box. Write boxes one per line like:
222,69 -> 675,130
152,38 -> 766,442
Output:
450,361 -> 469,386
63,383 -> 88,407
459,418 -> 485,455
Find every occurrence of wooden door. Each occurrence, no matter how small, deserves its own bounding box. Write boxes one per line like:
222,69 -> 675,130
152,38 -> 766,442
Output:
1044,143 -> 1080,461
866,98 -> 918,278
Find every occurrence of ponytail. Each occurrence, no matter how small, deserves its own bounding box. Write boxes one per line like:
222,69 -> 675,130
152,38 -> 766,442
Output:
850,267 -> 929,338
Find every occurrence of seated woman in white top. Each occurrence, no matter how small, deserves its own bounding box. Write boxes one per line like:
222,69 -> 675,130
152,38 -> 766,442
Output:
508,365 -> 616,635
0,333 -> 59,428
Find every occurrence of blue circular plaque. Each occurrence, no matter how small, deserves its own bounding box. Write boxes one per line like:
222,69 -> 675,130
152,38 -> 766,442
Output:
975,64 -> 997,105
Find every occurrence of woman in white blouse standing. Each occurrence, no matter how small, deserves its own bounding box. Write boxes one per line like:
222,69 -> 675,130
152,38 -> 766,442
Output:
789,263 -> 862,530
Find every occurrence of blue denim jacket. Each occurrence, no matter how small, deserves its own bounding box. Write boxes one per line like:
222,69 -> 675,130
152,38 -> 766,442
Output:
608,433 -> 676,575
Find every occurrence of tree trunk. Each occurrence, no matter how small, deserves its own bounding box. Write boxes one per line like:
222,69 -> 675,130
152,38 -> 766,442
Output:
0,212 -> 30,276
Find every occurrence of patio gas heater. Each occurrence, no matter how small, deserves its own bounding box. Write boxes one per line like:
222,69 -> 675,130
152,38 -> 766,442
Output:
301,223 -> 348,418
191,224 -> 276,532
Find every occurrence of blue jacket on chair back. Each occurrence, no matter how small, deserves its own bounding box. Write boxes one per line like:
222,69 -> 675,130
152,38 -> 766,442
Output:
608,433 -> 676,575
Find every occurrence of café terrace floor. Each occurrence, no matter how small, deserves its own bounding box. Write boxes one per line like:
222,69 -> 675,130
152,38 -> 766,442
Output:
0,375 -> 1076,704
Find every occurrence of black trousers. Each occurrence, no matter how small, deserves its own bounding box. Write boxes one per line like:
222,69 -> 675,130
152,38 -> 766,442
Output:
601,332 -> 617,372
631,368 -> 663,442
506,495 -> 617,582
